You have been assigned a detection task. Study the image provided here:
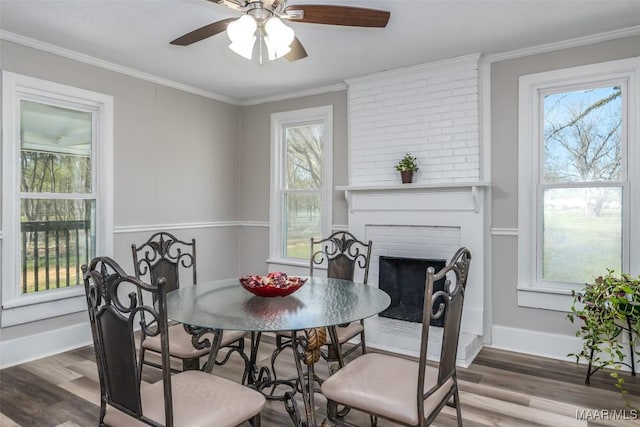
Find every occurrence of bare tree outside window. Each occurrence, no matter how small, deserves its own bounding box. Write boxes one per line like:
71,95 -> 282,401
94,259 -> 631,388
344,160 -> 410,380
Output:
284,123 -> 323,259
541,85 -> 624,283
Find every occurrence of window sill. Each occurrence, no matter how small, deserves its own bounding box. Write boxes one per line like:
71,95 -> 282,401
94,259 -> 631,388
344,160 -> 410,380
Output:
516,286 -> 576,312
1,289 -> 86,327
267,258 -> 310,269
266,258 -> 327,276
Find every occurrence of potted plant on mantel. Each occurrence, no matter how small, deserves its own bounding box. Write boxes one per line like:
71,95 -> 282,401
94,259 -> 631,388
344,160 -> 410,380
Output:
568,270 -> 639,408
395,153 -> 419,184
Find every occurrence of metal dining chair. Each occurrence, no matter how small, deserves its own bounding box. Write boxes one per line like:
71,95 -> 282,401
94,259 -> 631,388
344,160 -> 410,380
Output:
82,256 -> 265,427
271,231 -> 373,377
311,231 -> 373,365
321,247 -> 471,427
132,231 -> 250,378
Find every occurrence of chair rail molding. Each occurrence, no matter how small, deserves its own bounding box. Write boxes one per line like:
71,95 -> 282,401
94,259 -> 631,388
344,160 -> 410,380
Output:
113,220 -> 270,234
491,227 -> 518,236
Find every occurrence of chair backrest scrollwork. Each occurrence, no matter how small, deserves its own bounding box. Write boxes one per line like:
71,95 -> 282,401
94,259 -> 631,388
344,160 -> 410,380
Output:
310,231 -> 373,284
131,231 -> 197,294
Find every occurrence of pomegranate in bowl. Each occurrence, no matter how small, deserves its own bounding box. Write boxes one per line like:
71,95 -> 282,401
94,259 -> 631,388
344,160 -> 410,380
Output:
239,272 -> 307,297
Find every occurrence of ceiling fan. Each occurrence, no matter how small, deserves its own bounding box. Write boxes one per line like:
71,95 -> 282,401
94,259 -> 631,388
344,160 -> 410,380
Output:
170,0 -> 390,62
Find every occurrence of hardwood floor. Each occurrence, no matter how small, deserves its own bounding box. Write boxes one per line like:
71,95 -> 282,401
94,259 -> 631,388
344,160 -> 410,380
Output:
1,339 -> 638,427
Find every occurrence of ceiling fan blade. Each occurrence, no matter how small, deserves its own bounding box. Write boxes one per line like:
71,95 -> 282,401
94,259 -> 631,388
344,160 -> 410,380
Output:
285,36 -> 308,61
170,18 -> 236,46
284,5 -> 390,28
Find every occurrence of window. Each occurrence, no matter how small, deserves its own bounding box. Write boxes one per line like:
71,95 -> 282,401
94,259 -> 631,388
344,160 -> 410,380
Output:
517,58 -> 640,311
269,106 -> 333,265
2,71 -> 113,326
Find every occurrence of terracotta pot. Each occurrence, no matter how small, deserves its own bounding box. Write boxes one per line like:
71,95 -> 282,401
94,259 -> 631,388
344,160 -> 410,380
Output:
400,171 -> 414,184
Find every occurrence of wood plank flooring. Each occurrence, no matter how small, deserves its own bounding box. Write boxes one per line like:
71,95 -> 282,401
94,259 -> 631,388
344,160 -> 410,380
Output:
1,339 -> 638,427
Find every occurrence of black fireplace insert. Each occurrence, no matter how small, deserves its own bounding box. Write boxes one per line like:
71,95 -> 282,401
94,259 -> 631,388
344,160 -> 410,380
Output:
378,256 -> 447,326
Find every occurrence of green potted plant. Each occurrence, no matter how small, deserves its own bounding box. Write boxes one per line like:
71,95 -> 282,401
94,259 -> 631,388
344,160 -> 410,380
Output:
395,153 -> 419,184
568,270 -> 639,408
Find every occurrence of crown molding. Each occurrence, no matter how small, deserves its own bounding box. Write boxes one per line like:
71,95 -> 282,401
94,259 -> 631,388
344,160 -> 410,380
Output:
238,82 -> 347,106
0,31 -> 239,105
484,25 -> 640,63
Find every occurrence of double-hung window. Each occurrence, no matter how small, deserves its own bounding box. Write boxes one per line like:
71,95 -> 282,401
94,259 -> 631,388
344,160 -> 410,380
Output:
1,71 -> 113,326
517,57 -> 640,311
269,106 -> 333,265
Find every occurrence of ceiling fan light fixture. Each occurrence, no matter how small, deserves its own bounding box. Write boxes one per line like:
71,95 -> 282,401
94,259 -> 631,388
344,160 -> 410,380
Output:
229,37 -> 256,60
227,14 -> 257,44
264,35 -> 291,60
264,16 -> 294,50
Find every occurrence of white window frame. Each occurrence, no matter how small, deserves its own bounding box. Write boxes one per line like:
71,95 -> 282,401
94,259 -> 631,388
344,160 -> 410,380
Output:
268,105 -> 333,268
1,71 -> 113,326
517,57 -> 640,311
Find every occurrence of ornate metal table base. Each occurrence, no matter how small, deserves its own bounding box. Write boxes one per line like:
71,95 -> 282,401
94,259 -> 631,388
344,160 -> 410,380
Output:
255,328 -> 337,427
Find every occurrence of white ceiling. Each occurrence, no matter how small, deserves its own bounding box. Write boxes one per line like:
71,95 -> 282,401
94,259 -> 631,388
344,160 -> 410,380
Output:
1,0 -> 640,104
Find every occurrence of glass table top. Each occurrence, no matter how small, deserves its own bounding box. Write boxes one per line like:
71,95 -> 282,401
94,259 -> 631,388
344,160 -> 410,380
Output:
165,277 -> 391,332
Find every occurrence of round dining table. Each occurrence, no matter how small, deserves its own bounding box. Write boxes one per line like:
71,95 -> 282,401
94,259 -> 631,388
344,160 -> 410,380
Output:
165,276 -> 391,427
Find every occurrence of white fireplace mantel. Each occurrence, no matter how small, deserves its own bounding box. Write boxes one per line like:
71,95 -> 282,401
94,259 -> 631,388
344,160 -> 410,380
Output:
337,181 -> 490,214
337,181 -> 490,192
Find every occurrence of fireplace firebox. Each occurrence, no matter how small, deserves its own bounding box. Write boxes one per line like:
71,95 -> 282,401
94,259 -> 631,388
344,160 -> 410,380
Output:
378,256 -> 447,327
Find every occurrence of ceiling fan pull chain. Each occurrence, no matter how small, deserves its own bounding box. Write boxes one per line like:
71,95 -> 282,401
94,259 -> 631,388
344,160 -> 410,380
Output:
258,28 -> 264,64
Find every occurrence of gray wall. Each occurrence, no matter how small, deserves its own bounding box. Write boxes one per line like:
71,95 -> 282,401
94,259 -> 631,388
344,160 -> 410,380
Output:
3,31 -> 638,361
0,40 -> 241,343
237,90 -> 349,275
490,35 -> 640,335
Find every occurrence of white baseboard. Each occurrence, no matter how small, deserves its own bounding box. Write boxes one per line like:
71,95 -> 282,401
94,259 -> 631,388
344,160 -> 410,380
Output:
490,324 -> 639,373
490,324 -> 582,362
0,322 -> 92,369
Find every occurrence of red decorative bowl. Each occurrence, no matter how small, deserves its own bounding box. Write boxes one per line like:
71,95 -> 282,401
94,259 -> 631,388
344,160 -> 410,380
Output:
239,272 -> 307,297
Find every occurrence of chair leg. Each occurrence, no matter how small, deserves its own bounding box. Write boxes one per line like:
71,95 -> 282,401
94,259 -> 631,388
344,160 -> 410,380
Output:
453,387 -> 463,427
327,399 -> 339,423
249,413 -> 261,427
138,346 -> 146,377
360,327 -> 367,355
99,400 -> 106,425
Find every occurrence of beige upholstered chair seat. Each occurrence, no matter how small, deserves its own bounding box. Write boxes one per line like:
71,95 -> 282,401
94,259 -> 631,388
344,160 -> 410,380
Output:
142,325 -> 246,359
326,322 -> 364,344
321,353 -> 453,426
105,370 -> 265,427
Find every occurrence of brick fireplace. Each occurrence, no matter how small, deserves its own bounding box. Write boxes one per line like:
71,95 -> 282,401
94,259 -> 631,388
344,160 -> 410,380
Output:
339,53 -> 486,367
